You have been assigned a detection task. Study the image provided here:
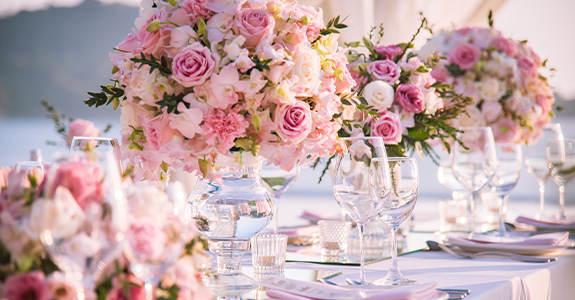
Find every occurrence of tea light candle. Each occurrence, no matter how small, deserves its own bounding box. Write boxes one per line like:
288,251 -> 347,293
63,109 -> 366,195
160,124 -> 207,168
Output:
258,255 -> 276,265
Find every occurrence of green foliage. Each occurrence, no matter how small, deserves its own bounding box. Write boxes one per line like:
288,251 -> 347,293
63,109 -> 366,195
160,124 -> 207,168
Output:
156,92 -> 187,114
249,55 -> 273,74
85,83 -> 125,109
445,63 -> 465,77
320,15 -> 348,36
488,10 -> 494,28
41,99 -> 72,142
130,52 -> 173,76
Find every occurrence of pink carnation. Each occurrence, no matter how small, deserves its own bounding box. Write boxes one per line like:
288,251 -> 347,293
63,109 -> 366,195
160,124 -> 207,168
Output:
394,84 -> 425,113
373,45 -> 403,61
491,36 -> 517,57
367,59 -> 400,84
449,43 -> 481,69
306,22 -> 321,43
4,271 -> 50,300
202,110 -> 248,152
371,111 -> 402,145
50,161 -> 103,210
182,0 -> 212,22
172,43 -> 218,87
491,118 -> 521,143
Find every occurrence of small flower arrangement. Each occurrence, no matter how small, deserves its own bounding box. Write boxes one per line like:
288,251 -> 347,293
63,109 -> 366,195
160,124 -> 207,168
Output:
0,158 -> 211,300
342,18 -> 472,159
418,12 -> 555,144
85,0 -> 357,181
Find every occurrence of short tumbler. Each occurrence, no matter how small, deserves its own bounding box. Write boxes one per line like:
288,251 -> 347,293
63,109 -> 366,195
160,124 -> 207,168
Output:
318,220 -> 352,256
251,233 -> 287,274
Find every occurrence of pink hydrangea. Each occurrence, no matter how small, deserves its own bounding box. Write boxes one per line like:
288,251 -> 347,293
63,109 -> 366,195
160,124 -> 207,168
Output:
4,271 -> 50,300
202,110 -> 248,152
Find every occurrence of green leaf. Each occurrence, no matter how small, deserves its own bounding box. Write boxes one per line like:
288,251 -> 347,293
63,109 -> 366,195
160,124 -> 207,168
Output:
358,97 -> 368,105
130,52 -> 172,75
262,177 -> 287,191
156,92 -> 187,114
160,161 -> 169,173
252,113 -> 261,132
197,17 -> 206,37
341,99 -> 352,106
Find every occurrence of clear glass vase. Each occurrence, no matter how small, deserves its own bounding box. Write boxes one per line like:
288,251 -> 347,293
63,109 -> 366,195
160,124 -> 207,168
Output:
187,152 -> 274,295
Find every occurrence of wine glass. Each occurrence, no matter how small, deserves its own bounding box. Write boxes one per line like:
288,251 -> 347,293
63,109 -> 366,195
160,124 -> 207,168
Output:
37,151 -> 126,299
524,123 -> 563,218
123,181 -> 189,300
70,136 -> 123,172
332,137 -> 390,285
260,162 -> 300,233
488,144 -> 522,237
452,127 -> 498,236
14,161 -> 45,185
548,138 -> 575,220
373,157 -> 417,286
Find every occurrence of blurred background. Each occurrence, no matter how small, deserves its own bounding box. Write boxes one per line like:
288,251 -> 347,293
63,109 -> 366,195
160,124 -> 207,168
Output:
1,0 -> 574,205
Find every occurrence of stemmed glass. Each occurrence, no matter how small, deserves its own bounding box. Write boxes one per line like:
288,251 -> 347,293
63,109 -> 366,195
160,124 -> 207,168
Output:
37,151 -> 126,300
524,124 -> 563,218
14,161 -> 45,184
488,144 -> 522,237
452,127 -> 498,235
373,157 -> 417,286
123,181 -> 189,300
332,137 -> 390,285
70,136 -> 123,172
548,138 -> 574,220
260,162 -> 300,233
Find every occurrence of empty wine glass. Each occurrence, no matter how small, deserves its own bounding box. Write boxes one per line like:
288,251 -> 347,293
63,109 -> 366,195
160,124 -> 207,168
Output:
548,138 -> 574,220
70,136 -> 123,172
123,181 -> 189,300
332,137 -> 390,285
452,127 -> 498,236
261,162 -> 300,233
14,161 -> 45,184
373,157 -> 417,286
524,123 -> 563,218
37,151 -> 126,299
488,144 -> 522,237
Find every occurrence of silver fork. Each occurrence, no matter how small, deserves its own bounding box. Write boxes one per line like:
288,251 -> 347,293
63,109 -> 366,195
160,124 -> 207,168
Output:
435,242 -> 556,263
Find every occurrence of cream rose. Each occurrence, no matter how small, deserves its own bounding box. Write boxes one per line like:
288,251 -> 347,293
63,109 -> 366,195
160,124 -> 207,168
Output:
363,80 -> 394,110
477,77 -> 505,102
455,105 -> 486,128
129,65 -> 158,106
292,46 -> 321,96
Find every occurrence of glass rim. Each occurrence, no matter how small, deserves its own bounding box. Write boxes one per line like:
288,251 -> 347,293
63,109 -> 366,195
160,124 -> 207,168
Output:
373,157 -> 415,162
70,136 -> 118,141
340,136 -> 384,141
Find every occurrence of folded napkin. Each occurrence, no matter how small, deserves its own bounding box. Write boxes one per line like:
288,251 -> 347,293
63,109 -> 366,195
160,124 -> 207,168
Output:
448,232 -> 570,246
516,216 -> 575,231
300,210 -> 342,223
277,225 -> 319,236
260,275 -> 437,300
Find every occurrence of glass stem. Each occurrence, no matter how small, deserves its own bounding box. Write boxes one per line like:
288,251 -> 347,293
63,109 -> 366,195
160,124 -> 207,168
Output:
358,223 -> 367,283
388,226 -> 401,279
145,282 -> 154,300
497,194 -> 508,237
558,183 -> 567,220
468,191 -> 478,237
273,200 -> 279,234
538,179 -> 546,218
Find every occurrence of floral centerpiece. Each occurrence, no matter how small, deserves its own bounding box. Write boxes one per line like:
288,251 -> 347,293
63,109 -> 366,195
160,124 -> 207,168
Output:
418,13 -> 555,144
85,0 -> 356,181
0,159 -> 211,300
341,19 -> 472,160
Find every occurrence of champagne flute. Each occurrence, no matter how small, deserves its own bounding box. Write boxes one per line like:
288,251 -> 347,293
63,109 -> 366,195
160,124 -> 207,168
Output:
488,144 -> 522,237
524,123 -> 563,218
548,138 -> 574,220
260,162 -> 300,233
123,181 -> 189,300
373,157 -> 417,286
332,137 -> 390,285
452,127 -> 498,236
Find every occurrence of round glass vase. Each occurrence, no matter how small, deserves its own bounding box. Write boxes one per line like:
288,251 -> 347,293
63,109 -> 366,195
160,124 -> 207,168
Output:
187,152 -> 274,294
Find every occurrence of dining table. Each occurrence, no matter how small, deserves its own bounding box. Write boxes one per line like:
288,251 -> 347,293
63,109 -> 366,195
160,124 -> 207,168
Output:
234,194 -> 575,300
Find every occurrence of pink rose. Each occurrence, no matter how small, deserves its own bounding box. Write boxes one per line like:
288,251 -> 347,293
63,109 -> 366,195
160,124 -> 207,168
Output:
373,45 -> 403,61
430,65 -> 449,82
116,33 -> 138,53
143,114 -> 178,152
234,8 -> 275,49
491,36 -> 517,57
182,0 -> 212,22
172,42 -> 218,87
128,217 -> 166,261
106,275 -> 146,300
367,60 -> 400,84
517,55 -> 538,78
275,102 -> 313,144
394,84 -> 425,113
66,119 -> 100,146
136,9 -> 168,56
202,110 -> 248,152
51,161 -> 103,210
536,93 -> 554,115
491,118 -> 520,143
449,43 -> 481,69
371,111 -> 402,145
46,272 -> 78,300
4,271 -> 50,300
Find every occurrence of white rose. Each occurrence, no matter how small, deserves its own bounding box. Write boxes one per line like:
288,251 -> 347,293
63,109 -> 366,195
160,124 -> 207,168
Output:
292,46 -> 321,96
418,32 -> 447,59
313,34 -> 339,56
423,90 -> 443,115
508,92 -> 533,115
129,65 -> 158,106
477,77 -> 506,102
25,187 -> 86,240
170,25 -> 199,49
363,80 -> 394,110
454,105 -> 486,128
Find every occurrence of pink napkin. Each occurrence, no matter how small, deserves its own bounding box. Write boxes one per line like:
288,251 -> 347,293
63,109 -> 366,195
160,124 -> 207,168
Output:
266,281 -> 438,300
276,225 -> 319,236
300,210 -> 342,222
448,232 -> 570,246
516,216 -> 575,231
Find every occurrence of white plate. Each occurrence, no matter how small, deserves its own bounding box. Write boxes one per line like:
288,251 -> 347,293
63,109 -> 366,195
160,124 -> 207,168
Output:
446,237 -> 573,256
335,286 -> 448,300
